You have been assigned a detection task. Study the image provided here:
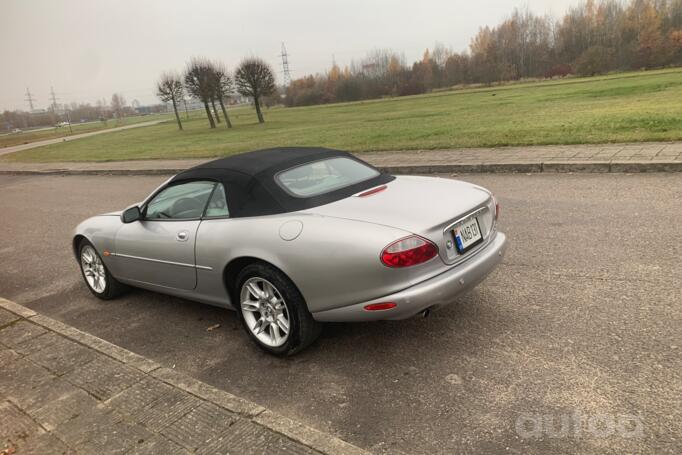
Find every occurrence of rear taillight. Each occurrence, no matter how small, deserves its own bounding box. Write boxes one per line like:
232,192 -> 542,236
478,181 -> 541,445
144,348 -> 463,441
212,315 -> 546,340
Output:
381,235 -> 438,268
492,195 -> 500,220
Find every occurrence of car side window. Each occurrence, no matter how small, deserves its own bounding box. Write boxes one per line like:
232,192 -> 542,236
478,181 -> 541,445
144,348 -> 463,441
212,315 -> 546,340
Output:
145,181 -> 216,220
204,183 -> 230,218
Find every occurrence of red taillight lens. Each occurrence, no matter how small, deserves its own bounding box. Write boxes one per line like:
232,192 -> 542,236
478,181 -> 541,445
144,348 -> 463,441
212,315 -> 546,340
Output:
364,302 -> 397,311
381,235 -> 438,268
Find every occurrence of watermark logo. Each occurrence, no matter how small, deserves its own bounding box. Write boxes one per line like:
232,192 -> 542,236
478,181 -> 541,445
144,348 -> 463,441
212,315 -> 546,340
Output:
515,410 -> 643,439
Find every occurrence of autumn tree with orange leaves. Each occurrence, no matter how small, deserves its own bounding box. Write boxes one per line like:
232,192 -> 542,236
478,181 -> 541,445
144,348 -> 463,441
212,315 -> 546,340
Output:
284,0 -> 682,107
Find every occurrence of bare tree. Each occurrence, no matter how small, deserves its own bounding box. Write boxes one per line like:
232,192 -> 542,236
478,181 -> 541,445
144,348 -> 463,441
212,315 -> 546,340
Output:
234,58 -> 276,124
184,57 -> 217,128
212,62 -> 233,128
205,61 -> 221,125
156,72 -> 185,130
211,97 -> 221,123
110,93 -> 126,121
209,85 -> 221,124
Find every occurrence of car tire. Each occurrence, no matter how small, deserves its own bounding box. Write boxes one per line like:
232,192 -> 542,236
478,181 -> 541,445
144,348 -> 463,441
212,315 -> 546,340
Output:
78,239 -> 127,300
235,263 -> 321,356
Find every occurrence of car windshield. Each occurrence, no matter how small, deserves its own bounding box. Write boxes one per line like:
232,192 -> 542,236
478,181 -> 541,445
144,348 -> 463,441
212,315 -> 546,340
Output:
276,157 -> 380,197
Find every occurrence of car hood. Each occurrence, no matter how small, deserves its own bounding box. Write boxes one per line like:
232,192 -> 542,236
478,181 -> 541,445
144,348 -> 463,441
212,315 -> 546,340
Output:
305,175 -> 491,234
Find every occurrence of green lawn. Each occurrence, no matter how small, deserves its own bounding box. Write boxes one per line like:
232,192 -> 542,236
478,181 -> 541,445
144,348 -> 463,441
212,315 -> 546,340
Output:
3,68 -> 682,163
0,112 -> 172,149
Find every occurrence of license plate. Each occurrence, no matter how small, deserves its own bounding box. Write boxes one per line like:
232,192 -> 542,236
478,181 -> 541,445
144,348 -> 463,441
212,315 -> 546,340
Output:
453,217 -> 483,253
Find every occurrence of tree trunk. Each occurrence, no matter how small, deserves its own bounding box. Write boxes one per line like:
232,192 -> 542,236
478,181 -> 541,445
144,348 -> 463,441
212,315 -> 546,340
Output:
254,95 -> 264,123
211,99 -> 221,123
218,98 -> 232,128
183,98 -> 190,120
171,98 -> 183,131
203,102 -> 216,128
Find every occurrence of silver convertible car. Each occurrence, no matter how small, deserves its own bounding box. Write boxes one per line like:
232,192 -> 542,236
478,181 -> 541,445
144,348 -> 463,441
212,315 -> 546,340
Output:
74,147 -> 507,355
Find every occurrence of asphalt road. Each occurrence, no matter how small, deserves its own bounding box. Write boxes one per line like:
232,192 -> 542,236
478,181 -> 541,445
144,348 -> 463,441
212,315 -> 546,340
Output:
1,173 -> 680,454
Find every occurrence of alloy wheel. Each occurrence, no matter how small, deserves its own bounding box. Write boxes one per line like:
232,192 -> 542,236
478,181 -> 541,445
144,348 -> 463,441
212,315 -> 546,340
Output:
240,277 -> 290,347
81,245 -> 106,293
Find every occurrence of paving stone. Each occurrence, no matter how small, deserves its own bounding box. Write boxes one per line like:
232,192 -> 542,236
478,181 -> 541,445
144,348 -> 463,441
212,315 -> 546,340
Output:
0,358 -> 53,398
10,431 -> 69,455
0,299 -> 36,318
74,420 -> 153,455
53,404 -> 123,447
199,419 -> 321,455
26,313 -> 160,374
107,377 -> 178,415
7,375 -> 79,414
30,386 -> 100,431
151,367 -> 265,417
160,401 -> 238,451
0,400 -> 45,442
64,355 -> 145,400
0,308 -> 19,328
0,300 -> 367,455
127,435 -> 191,455
0,347 -> 21,365
26,335 -> 98,375
13,331 -> 63,356
108,377 -> 202,432
0,320 -> 47,348
255,410 -> 369,455
134,390 -> 202,433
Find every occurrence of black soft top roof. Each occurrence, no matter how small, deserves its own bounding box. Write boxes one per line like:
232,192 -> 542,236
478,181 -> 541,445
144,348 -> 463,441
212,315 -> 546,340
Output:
168,147 -> 394,217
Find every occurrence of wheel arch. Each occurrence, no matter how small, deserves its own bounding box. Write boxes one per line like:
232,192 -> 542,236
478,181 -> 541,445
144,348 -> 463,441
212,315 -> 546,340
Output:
223,256 -> 306,305
73,234 -> 88,259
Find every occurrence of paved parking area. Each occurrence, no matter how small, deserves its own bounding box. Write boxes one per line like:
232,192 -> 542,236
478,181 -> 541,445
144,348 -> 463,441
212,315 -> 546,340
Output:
1,173 -> 680,454
0,299 -> 365,455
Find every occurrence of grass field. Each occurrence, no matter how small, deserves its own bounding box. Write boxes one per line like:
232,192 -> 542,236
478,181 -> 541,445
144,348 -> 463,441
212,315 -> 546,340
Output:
0,112 -> 172,149
3,68 -> 682,163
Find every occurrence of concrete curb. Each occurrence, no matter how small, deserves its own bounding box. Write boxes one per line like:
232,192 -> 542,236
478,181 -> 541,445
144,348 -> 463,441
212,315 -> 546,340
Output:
384,160 -> 682,174
0,297 -> 370,455
1,160 -> 680,176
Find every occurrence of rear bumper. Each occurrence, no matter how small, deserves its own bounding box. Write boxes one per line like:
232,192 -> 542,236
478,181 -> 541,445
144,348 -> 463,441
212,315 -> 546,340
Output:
312,232 -> 507,322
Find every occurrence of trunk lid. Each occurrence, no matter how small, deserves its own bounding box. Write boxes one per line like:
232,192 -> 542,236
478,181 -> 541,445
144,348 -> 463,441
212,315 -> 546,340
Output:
306,175 -> 495,264
307,175 -> 490,232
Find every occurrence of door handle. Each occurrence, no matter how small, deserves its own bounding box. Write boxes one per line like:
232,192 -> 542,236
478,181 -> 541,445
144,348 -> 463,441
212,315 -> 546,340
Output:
176,231 -> 189,242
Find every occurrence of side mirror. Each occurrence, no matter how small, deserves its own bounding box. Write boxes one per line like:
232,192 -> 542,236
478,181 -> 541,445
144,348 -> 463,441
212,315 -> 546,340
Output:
121,206 -> 142,223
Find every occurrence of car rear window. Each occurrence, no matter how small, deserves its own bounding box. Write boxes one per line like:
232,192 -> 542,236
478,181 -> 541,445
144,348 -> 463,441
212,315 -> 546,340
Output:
276,157 -> 380,197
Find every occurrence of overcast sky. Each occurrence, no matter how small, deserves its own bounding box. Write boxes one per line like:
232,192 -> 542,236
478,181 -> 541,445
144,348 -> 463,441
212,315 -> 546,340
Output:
1,0 -> 577,111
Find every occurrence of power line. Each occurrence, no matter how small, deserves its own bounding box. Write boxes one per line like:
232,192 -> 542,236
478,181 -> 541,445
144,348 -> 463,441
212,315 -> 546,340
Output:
279,42 -> 292,86
25,88 -> 36,111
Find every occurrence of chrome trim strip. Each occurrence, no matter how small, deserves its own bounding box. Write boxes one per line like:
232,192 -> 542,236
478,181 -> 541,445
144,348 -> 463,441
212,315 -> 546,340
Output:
110,253 -> 213,271
441,199 -> 494,267
442,205 -> 488,234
